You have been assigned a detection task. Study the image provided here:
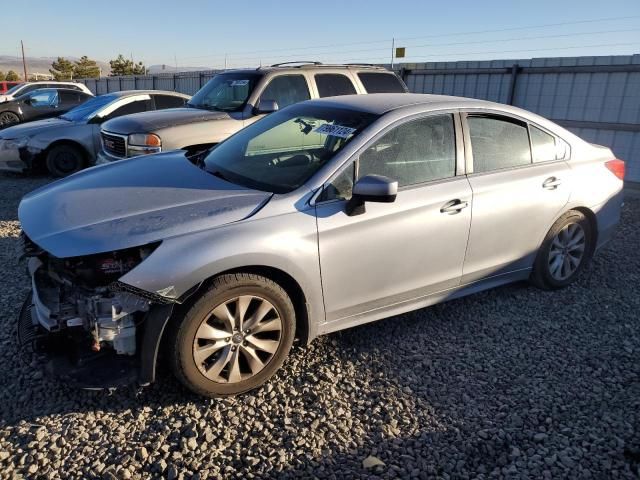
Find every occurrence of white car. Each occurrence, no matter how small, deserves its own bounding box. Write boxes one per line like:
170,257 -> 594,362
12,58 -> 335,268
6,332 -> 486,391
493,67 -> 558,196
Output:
0,81 -> 92,103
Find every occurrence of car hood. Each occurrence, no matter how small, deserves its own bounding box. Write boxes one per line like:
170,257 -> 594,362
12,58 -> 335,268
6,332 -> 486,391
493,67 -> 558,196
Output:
19,151 -> 272,258
0,117 -> 75,138
102,107 -> 232,134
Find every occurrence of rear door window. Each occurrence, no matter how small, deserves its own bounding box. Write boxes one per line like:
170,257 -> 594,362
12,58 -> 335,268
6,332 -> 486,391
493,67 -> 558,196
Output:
468,116 -> 532,173
260,75 -> 310,109
530,125 -> 557,163
357,72 -> 406,93
314,74 -> 357,98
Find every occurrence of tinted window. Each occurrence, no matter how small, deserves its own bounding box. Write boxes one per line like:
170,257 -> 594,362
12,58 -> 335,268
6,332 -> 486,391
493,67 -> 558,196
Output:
359,114 -> 456,187
315,74 -> 357,98
59,91 -> 82,104
104,98 -> 153,120
154,94 -> 187,110
357,72 -> 406,93
530,125 -> 557,163
260,75 -> 310,109
28,90 -> 59,107
468,116 -> 531,173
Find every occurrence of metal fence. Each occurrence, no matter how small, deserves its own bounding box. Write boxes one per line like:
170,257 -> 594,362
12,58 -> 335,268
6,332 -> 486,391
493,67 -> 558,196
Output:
77,54 -> 640,183
80,70 -> 223,96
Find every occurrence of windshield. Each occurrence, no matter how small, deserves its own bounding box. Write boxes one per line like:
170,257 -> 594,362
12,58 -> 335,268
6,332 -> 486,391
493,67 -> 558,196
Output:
4,83 -> 25,96
203,104 -> 377,193
188,72 -> 262,112
59,94 -> 117,122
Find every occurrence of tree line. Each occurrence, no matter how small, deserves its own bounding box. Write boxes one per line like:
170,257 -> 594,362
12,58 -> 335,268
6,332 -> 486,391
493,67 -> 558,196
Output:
0,54 -> 148,82
49,54 -> 147,80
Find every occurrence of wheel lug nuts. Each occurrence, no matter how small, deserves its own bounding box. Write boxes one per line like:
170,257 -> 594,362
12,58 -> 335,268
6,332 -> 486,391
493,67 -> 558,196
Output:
243,341 -> 248,346
225,337 -> 230,342
231,346 -> 237,351
244,329 -> 250,334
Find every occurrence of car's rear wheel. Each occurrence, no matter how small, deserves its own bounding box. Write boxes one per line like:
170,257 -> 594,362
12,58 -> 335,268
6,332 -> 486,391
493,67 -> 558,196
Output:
0,111 -> 20,128
45,144 -> 85,177
531,210 -> 593,290
169,273 -> 295,397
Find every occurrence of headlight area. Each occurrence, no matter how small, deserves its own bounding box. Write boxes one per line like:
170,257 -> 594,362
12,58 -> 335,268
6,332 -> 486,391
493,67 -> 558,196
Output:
17,236 -> 173,389
127,133 -> 161,157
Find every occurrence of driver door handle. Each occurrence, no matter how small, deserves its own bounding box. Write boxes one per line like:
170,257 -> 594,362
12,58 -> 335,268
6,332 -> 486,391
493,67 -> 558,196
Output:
440,199 -> 469,214
542,176 -> 562,189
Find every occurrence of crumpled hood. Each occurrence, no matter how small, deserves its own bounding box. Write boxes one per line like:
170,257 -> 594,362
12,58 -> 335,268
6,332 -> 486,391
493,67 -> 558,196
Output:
0,117 -> 75,139
19,151 -> 272,258
102,107 -> 231,134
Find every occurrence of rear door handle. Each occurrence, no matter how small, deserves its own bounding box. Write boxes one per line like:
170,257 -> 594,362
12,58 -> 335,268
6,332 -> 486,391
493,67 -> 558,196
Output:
440,199 -> 469,214
542,176 -> 562,189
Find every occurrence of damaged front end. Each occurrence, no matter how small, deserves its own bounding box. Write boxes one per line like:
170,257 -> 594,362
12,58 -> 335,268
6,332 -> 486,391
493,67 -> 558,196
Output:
18,233 -> 174,389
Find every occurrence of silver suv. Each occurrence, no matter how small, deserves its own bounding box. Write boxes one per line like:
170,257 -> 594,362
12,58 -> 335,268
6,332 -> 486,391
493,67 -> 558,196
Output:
96,62 -> 407,163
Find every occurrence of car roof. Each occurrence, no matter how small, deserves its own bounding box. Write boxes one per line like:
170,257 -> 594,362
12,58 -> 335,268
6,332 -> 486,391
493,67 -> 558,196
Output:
303,93 -> 501,115
99,90 -> 191,98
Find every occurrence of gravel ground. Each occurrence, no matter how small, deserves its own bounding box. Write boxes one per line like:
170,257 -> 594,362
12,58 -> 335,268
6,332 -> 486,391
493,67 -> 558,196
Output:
0,172 -> 638,480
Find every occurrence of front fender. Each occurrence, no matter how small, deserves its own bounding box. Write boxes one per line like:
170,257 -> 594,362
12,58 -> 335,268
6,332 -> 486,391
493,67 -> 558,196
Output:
119,209 -> 325,334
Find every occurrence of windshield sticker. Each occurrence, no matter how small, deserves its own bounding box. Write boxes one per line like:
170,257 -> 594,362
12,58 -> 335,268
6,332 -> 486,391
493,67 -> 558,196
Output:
314,124 -> 357,138
230,80 -> 250,86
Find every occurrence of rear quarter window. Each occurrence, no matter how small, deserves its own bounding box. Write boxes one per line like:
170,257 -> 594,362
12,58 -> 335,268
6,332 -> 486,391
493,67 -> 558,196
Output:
357,72 -> 406,93
154,95 -> 188,109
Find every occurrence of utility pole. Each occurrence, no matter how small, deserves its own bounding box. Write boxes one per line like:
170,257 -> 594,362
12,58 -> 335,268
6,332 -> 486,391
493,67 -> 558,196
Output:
21,40 -> 28,81
390,37 -> 395,69
224,53 -> 228,70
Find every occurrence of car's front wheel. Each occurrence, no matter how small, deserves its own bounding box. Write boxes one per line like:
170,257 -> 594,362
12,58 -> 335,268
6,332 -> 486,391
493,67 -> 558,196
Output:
169,273 -> 296,397
45,144 -> 85,177
531,210 -> 594,290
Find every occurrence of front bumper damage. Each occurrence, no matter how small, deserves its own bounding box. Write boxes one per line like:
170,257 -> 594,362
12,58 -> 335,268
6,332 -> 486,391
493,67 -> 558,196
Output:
17,237 -> 175,389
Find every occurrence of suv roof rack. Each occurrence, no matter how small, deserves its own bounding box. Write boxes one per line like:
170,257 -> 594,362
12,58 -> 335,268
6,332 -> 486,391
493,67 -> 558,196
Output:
270,61 -> 323,67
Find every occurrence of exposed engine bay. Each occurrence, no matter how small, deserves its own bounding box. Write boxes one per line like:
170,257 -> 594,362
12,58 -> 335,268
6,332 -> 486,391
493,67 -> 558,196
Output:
18,233 -> 171,387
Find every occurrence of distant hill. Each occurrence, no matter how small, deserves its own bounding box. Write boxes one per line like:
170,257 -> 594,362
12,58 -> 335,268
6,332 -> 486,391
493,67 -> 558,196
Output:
146,64 -> 217,74
0,55 -> 110,79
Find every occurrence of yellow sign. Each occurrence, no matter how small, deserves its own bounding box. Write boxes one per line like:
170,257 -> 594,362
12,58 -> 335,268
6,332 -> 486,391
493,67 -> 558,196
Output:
395,47 -> 406,58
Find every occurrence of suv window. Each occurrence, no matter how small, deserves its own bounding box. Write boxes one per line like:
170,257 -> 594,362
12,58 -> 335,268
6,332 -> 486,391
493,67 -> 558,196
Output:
468,116 -> 531,173
59,91 -> 83,104
314,74 -> 357,98
359,114 -> 456,187
103,98 -> 153,121
357,72 -> 406,93
260,75 -> 310,109
28,90 -> 59,107
154,94 -> 187,110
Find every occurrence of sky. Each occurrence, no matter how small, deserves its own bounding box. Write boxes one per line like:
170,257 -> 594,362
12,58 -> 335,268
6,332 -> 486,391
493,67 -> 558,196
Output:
2,0 -> 639,69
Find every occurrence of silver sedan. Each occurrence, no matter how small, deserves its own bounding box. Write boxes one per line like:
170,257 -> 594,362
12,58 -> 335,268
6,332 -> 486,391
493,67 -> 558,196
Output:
18,94 -> 624,397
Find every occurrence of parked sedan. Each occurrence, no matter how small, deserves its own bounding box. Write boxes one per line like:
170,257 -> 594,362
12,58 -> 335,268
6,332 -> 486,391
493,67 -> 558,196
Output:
18,94 -> 624,397
0,90 -> 189,176
0,88 -> 93,129
0,81 -> 93,103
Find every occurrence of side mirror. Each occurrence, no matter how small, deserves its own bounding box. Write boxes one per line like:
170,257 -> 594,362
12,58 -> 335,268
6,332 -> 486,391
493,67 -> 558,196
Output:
254,99 -> 279,115
346,174 -> 398,216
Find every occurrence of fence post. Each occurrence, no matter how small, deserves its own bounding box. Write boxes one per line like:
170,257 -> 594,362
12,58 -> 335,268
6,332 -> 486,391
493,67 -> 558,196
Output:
134,76 -> 137,90
118,77 -> 122,92
152,76 -> 156,90
199,72 -> 204,91
173,74 -> 176,92
507,63 -> 520,105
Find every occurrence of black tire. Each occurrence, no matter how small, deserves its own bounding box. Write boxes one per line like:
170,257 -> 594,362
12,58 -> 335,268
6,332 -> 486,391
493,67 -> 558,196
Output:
169,273 -> 295,397
0,111 -> 20,129
531,210 -> 594,290
45,144 -> 85,177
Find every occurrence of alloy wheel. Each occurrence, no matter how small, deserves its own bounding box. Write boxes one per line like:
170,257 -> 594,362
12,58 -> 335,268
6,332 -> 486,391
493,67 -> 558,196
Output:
548,222 -> 586,281
192,295 -> 282,383
0,112 -> 19,128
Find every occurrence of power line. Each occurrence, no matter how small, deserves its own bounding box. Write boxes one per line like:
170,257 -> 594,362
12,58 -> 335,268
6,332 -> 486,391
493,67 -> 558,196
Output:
216,28 -> 640,64
180,15 -> 640,61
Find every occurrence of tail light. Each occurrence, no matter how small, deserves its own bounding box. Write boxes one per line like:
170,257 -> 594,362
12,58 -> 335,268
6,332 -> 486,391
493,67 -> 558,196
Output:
605,159 -> 625,180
